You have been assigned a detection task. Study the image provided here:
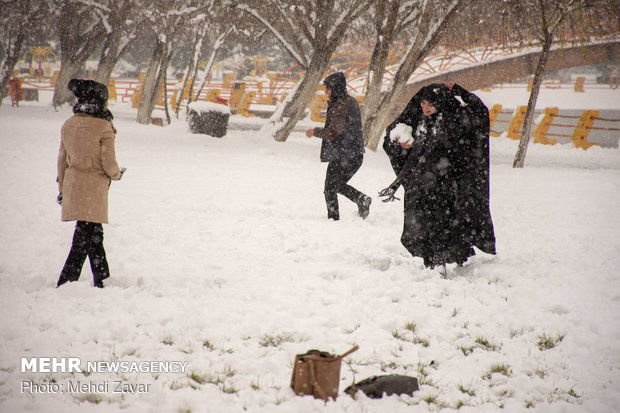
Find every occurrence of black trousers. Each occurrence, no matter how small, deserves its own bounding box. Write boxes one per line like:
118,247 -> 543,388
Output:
324,155 -> 364,220
57,221 -> 110,287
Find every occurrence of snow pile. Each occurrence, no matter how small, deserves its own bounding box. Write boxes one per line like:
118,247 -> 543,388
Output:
187,101 -> 231,115
0,89 -> 619,413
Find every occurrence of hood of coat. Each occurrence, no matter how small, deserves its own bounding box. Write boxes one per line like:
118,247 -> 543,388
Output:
418,84 -> 461,114
324,72 -> 347,102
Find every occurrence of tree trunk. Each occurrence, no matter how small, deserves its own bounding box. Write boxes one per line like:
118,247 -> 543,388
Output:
158,48 -> 172,125
513,31 -> 553,168
363,85 -> 409,151
52,59 -> 84,107
94,31 -> 124,85
136,41 -> 165,124
0,31 -> 26,106
194,27 -> 234,99
362,0 -> 465,150
175,34 -> 200,118
53,35 -> 104,107
360,0 -> 398,135
360,41 -> 391,137
52,2 -> 105,107
269,53 -> 332,142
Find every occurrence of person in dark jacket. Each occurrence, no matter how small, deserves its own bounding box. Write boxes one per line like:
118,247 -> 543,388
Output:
306,72 -> 371,221
380,82 -> 496,273
56,79 -> 125,288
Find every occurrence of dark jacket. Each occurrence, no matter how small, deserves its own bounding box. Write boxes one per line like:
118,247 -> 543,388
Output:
383,84 -> 496,266
313,73 -> 364,162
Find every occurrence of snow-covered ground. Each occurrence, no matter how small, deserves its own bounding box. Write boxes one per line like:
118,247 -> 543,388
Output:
0,86 -> 619,413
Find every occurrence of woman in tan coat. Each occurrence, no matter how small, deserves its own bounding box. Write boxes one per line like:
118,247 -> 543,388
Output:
57,79 -> 125,288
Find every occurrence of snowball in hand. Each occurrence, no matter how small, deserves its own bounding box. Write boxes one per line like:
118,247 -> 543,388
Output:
389,123 -> 414,145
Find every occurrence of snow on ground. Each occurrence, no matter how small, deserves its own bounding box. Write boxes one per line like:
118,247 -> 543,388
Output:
0,87 -> 619,413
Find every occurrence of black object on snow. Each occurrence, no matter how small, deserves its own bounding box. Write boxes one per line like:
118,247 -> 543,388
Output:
187,108 -> 229,138
345,374 -> 419,399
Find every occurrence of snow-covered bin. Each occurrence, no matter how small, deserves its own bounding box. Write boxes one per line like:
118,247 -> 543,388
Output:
187,101 -> 231,138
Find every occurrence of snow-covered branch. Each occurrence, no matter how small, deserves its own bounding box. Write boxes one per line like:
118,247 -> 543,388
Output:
236,4 -> 308,67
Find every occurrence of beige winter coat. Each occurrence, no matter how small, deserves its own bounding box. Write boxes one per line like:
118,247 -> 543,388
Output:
57,114 -> 121,223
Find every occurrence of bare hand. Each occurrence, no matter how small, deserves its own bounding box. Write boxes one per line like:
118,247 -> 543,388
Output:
399,142 -> 412,149
305,129 -> 314,138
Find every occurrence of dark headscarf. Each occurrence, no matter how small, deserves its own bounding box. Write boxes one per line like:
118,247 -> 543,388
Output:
323,72 -> 348,103
417,83 -> 461,114
68,78 -> 114,122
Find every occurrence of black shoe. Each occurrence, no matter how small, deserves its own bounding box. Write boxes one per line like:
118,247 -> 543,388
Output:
358,195 -> 372,219
94,280 -> 104,288
56,276 -> 71,288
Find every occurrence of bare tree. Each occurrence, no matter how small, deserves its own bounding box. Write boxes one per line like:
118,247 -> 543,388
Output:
236,0 -> 366,142
511,0 -> 616,167
191,26 -> 234,103
175,2 -> 235,117
135,0 -> 202,125
358,1 -> 421,140
93,0 -> 145,85
362,0 -> 470,150
0,0 -> 50,105
51,0 -> 108,107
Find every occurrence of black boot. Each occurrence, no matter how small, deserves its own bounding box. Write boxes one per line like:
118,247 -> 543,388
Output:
325,191 -> 340,221
357,195 -> 372,219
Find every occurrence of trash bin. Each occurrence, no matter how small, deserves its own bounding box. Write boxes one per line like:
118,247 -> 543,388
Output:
187,101 -> 231,138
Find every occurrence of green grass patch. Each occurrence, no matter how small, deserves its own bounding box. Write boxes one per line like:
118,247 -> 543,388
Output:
474,336 -> 501,351
259,333 -> 294,348
483,363 -> 511,379
189,372 -> 206,385
457,382 -> 476,396
537,332 -> 566,351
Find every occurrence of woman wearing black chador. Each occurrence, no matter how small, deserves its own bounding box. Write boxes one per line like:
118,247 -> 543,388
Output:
56,79 -> 125,288
380,82 -> 496,274
306,72 -> 371,221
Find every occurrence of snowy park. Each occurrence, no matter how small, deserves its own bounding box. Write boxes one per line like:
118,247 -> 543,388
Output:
0,80 -> 619,413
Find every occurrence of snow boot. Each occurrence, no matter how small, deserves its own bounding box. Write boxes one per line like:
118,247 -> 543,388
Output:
358,195 -> 372,219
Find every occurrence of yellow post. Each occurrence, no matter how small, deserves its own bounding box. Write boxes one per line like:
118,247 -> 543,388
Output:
51,71 -> 60,87
506,106 -> 527,140
131,73 -> 146,108
571,110 -> 599,150
204,89 -> 220,102
532,107 -> 558,145
236,91 -> 256,117
107,78 -> 117,102
223,72 -> 235,88
131,85 -> 142,108
229,82 -> 246,109
574,76 -> 585,93
489,104 -> 502,137
309,92 -> 329,122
